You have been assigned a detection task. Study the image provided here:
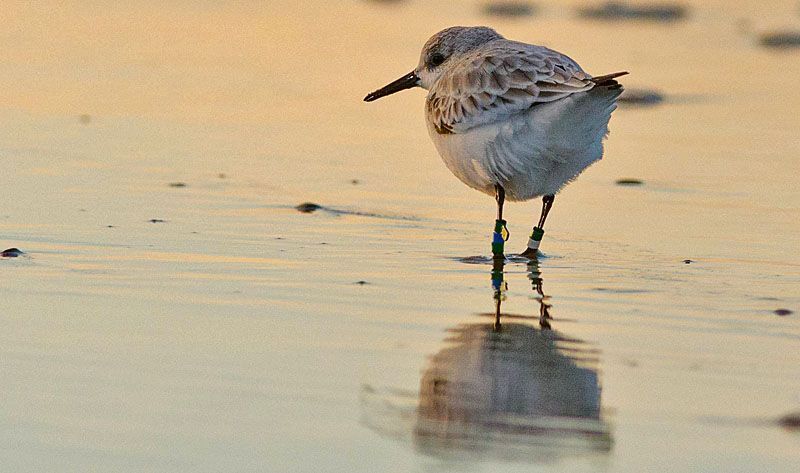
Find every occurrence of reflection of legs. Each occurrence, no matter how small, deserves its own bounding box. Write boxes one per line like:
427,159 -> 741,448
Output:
492,185 -> 509,259
528,260 -> 552,330
521,194 -> 555,259
494,294 -> 502,330
538,294 -> 552,330
492,257 -> 505,330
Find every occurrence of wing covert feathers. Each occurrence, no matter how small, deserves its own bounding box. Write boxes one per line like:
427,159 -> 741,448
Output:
427,41 -> 626,133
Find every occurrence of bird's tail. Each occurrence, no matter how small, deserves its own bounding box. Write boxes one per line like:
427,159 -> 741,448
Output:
590,71 -> 629,89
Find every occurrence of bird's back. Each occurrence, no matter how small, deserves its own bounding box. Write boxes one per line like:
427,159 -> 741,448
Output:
425,39 -> 594,135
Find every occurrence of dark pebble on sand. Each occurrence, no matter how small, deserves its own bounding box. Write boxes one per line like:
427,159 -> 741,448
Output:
578,2 -> 687,22
296,202 -> 322,213
616,178 -> 644,186
482,1 -> 536,17
1,248 -> 24,258
619,88 -> 665,106
0,248 -> 25,258
350,179 -> 360,185
169,182 -> 187,188
149,218 -> 166,223
759,31 -> 800,49
774,308 -> 793,316
683,259 -> 693,264
355,280 -> 369,285
778,412 -> 800,430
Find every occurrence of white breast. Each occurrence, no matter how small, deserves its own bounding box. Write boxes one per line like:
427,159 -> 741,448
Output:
426,87 -> 619,202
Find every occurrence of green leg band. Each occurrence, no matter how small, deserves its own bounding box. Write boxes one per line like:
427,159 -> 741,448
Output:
527,226 -> 544,251
492,219 -> 508,257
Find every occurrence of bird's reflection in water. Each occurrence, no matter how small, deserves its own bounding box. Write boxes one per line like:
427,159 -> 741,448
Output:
361,258 -> 611,463
413,258 -> 611,461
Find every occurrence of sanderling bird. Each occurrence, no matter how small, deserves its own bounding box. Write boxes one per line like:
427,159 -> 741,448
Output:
364,26 -> 626,259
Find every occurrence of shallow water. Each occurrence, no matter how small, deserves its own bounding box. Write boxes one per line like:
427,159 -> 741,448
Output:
1,1 -> 800,471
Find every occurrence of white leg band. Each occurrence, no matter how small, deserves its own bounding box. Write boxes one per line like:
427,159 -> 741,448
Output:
528,226 -> 545,250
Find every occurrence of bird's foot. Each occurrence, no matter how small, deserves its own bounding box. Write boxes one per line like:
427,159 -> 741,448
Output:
518,226 -> 544,260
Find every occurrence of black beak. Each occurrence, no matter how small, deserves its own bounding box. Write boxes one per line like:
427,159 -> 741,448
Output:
364,71 -> 420,102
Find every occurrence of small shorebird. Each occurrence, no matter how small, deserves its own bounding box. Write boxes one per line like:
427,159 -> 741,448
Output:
364,26 -> 626,258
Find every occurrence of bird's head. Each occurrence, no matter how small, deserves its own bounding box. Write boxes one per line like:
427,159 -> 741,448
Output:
364,26 -> 502,102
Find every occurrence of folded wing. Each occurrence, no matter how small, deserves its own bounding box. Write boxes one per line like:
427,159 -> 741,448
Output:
427,41 -> 596,134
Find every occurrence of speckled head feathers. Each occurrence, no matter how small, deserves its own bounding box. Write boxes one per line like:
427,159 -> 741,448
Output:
420,27 -> 504,68
413,27 -> 504,90
364,26 -> 505,101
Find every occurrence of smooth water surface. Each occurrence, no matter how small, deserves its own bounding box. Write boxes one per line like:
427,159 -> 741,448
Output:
1,1 -> 799,471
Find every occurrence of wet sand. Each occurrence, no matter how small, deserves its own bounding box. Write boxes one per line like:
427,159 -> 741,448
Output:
1,1 -> 800,471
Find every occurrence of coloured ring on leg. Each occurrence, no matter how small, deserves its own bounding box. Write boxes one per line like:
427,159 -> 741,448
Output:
527,226 -> 544,251
492,219 -> 508,257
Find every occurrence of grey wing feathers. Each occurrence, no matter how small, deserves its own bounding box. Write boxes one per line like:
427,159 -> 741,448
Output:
426,41 -> 601,133
483,71 -> 624,194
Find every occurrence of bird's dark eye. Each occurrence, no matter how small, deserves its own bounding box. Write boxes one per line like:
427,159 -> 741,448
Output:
429,53 -> 446,67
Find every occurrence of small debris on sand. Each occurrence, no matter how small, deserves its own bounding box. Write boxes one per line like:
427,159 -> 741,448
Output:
149,218 -> 166,223
578,2 -> 687,22
350,179 -> 360,185
683,259 -> 693,264
616,178 -> 644,186
78,114 -> 92,124
218,173 -> 227,179
296,202 -> 322,213
778,412 -> 800,430
482,1 -> 536,17
619,88 -> 665,106
759,31 -> 800,49
169,182 -> 187,188
355,280 -> 369,285
774,308 -> 793,316
1,248 -> 24,258
622,358 -> 639,367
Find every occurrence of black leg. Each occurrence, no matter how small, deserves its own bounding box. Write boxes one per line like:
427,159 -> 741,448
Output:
492,185 -> 508,259
520,194 -> 555,259
538,194 -> 555,228
495,185 -> 505,220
